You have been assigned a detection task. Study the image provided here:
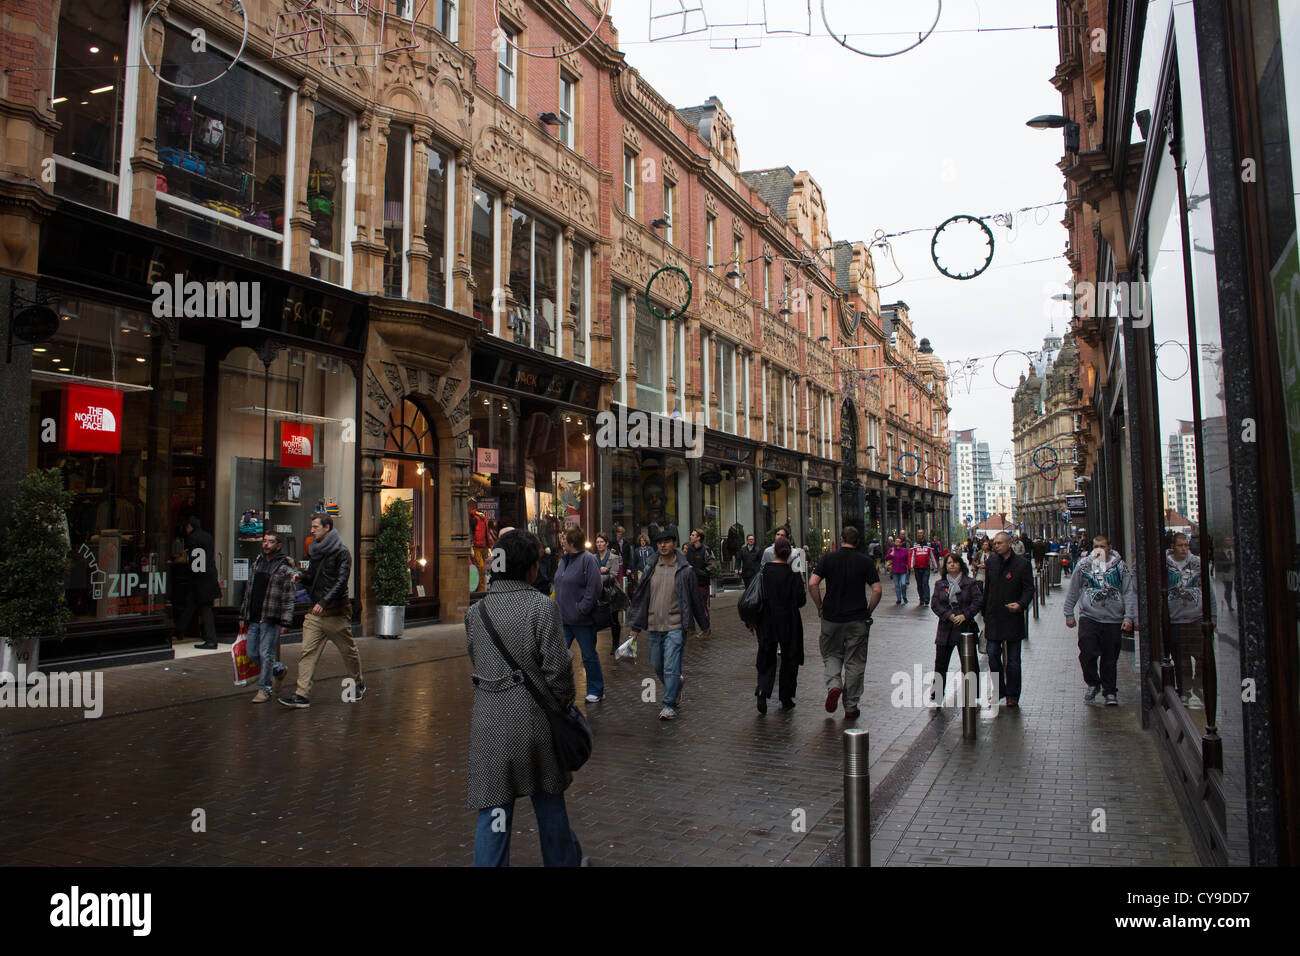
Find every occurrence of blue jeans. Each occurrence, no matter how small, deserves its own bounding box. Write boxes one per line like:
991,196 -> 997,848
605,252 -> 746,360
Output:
245,621 -> 286,692
648,628 -> 686,707
914,568 -> 932,605
892,572 -> 909,603
563,624 -> 604,698
472,790 -> 582,867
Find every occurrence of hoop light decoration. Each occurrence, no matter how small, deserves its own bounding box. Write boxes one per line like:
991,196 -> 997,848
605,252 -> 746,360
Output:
1031,444 -> 1059,471
992,349 -> 1034,390
495,0 -> 609,58
922,463 -> 943,484
896,452 -> 921,477
645,266 -> 693,321
820,0 -> 942,58
1041,461 -> 1061,483
142,0 -> 250,90
931,214 -> 995,280
1155,340 -> 1191,381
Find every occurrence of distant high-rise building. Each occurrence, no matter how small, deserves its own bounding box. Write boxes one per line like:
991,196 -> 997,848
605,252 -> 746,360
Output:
950,428 -> 994,527
1166,421 -> 1199,523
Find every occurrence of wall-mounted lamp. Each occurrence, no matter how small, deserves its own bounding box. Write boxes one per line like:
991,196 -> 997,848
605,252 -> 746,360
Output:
650,218 -> 670,229
1026,113 -> 1081,153
539,112 -> 561,126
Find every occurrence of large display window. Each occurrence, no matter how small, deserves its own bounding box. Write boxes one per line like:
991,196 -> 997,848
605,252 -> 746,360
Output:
215,347 -> 356,611
612,450 -> 685,546
381,399 -> 439,612
308,102 -> 354,286
154,21 -> 291,263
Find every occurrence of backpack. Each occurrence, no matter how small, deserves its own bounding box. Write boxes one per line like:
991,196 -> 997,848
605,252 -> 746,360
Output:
169,101 -> 195,136
197,117 -> 225,151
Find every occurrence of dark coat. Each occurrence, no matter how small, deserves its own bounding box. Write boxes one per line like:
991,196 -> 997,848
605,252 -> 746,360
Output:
185,526 -> 221,604
301,531 -> 351,610
755,561 -> 806,665
982,551 -> 1034,642
552,549 -> 602,627
930,573 -> 983,646
738,544 -> 762,578
615,536 -> 635,578
238,552 -> 297,625
465,579 -> 575,809
625,550 -> 711,634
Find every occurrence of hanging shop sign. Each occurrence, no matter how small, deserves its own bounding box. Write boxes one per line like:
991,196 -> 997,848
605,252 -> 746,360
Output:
280,422 -> 315,468
476,448 -> 500,474
476,497 -> 500,521
381,458 -> 399,488
62,384 -> 123,454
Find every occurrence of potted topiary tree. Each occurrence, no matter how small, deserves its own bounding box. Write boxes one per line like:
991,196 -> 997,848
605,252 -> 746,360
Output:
0,468 -> 73,678
373,496 -> 413,638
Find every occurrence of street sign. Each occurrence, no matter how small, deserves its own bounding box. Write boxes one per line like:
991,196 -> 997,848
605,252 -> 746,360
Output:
12,305 -> 58,344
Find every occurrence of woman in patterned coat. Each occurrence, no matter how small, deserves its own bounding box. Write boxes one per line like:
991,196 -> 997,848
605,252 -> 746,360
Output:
466,530 -> 585,867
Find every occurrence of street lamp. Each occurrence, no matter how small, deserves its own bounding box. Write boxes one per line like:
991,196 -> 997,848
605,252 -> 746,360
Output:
1026,114 -> 1081,154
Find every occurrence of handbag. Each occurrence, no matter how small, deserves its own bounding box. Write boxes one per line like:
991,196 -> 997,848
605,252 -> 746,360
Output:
737,568 -> 764,630
477,600 -> 592,774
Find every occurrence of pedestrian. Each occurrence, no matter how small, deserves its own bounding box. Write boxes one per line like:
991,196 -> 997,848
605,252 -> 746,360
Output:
887,534 -> 911,604
551,526 -> 605,703
1064,534 -> 1137,707
239,532 -> 295,703
684,528 -> 714,613
1032,536 -> 1048,577
613,525 -> 634,589
593,532 -> 624,657
1011,533 -> 1026,557
867,535 -> 883,570
623,525 -> 711,720
808,526 -> 882,721
929,552 -> 983,706
750,536 -> 806,714
974,537 -> 993,591
465,530 -> 585,867
1164,532 -> 1203,706
279,515 -> 365,708
982,531 -> 1034,708
738,533 -> 762,589
761,526 -> 791,566
175,515 -> 220,649
910,533 -> 936,608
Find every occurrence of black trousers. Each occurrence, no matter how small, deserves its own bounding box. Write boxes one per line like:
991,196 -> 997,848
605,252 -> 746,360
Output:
1077,616 -> 1122,695
933,632 -> 979,701
986,638 -> 1022,701
755,638 -> 799,703
175,595 -> 216,644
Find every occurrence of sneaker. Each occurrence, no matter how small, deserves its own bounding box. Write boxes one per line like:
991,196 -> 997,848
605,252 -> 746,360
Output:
657,706 -> 677,721
194,641 -> 218,650
350,681 -> 366,702
825,687 -> 842,713
844,707 -> 861,720
780,699 -> 796,710
584,693 -> 603,703
1084,685 -> 1100,702
251,689 -> 270,703
1104,694 -> 1118,706
273,666 -> 286,694
278,694 -> 310,709
927,692 -> 941,709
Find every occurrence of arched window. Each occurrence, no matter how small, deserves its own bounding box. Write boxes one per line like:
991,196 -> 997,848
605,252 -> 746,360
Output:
385,398 -> 436,457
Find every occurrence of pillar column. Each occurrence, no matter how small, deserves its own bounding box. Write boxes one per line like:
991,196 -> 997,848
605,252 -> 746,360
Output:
453,147 -> 475,315
560,225 -> 576,360
289,77 -> 319,274
407,122 -> 434,301
130,0 -> 168,225
500,189 -> 517,339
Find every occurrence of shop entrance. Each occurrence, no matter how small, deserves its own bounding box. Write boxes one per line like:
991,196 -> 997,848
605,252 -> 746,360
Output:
382,399 -> 439,619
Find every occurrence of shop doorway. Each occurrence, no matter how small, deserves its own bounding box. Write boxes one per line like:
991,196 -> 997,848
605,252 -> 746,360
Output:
382,399 -> 439,620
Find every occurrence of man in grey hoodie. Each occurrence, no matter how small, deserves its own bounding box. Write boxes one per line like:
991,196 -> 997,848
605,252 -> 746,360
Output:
1064,534 -> 1138,706
1164,532 -> 1204,705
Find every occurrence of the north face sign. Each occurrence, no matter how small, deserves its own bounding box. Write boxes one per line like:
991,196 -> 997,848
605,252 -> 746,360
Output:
280,422 -> 314,467
62,385 -> 123,453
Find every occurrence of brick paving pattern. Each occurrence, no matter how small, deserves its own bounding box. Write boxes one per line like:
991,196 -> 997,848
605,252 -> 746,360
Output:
0,577 -> 1198,866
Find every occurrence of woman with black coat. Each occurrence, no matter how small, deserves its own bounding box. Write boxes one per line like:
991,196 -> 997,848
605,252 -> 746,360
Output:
929,552 -> 983,706
751,536 -> 807,714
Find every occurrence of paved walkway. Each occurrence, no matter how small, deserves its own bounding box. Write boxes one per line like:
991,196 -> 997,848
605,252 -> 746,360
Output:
0,576 -> 1198,866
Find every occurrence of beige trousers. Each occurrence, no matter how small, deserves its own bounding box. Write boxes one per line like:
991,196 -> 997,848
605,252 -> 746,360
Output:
294,611 -> 363,699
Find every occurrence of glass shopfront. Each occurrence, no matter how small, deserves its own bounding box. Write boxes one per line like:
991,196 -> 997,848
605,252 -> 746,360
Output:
806,478 -> 835,563
612,449 -> 688,547
381,399 -> 439,616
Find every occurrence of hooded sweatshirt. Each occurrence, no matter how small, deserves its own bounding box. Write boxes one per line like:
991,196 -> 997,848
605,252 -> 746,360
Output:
1063,549 -> 1137,625
1165,549 -> 1202,624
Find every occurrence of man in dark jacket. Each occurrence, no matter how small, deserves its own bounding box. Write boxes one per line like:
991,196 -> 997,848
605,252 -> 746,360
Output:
684,528 -> 714,613
625,525 -> 711,721
279,515 -> 365,708
738,534 -> 762,588
982,531 -> 1034,707
239,532 -> 296,702
614,525 -> 635,587
175,516 -> 220,649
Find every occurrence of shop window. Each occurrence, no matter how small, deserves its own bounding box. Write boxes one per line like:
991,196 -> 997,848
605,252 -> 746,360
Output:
30,299 -> 181,623
612,450 -> 681,545
217,347 -> 357,613
154,22 -> 289,262
718,339 -> 737,432
434,0 -> 458,40
634,297 -> 665,413
425,147 -> 449,304
569,241 -> 589,364
382,398 -> 439,602
506,208 -> 559,354
611,288 -> 626,403
383,124 -> 411,298
470,187 -> 496,326
52,0 -> 129,213
308,102 -> 353,286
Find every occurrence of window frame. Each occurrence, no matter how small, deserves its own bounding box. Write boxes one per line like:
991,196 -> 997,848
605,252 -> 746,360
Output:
662,179 -> 675,245
558,72 -> 576,149
497,23 -> 518,107
623,150 -> 636,216
705,214 -> 717,268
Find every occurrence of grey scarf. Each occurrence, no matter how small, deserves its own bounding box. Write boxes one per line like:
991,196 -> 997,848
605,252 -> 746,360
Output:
309,528 -> 343,560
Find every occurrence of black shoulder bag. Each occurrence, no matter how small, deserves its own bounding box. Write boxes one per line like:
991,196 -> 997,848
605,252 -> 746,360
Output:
477,601 -> 593,773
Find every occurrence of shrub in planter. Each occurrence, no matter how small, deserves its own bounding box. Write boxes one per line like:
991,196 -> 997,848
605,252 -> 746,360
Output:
0,468 -> 73,645
373,496 -> 413,608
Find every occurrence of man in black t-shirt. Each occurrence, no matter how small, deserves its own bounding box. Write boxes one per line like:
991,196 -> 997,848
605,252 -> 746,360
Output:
808,526 -> 883,720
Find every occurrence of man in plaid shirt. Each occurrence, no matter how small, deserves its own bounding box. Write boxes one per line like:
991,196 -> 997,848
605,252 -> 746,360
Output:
240,532 -> 297,702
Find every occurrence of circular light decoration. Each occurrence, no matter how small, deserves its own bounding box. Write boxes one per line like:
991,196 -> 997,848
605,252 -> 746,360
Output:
1031,444 -> 1059,471
992,349 -> 1034,390
922,463 -> 943,484
142,0 -> 249,90
1041,461 -> 1061,483
1155,340 -> 1191,381
820,0 -> 943,59
931,214 -> 995,280
896,452 -> 921,477
645,266 -> 693,321
494,0 -> 609,59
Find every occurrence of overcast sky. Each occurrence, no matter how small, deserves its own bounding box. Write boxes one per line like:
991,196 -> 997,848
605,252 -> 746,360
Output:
608,0 -> 1073,475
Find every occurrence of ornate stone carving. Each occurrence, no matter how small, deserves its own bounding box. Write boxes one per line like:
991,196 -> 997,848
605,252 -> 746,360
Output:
560,51 -> 583,78
623,123 -> 642,153
662,155 -> 678,182
381,361 -> 404,397
498,0 -> 527,26
440,376 -> 461,409
500,114 -> 524,143
558,154 -> 581,181
365,366 -> 393,412
363,411 -> 385,439
550,176 -> 596,229
406,367 -> 422,393
472,128 -> 538,192
705,193 -> 718,217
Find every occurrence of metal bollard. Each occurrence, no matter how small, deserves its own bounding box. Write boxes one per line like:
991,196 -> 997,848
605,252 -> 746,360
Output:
843,728 -> 870,867
959,631 -> 979,740
1031,572 -> 1040,620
